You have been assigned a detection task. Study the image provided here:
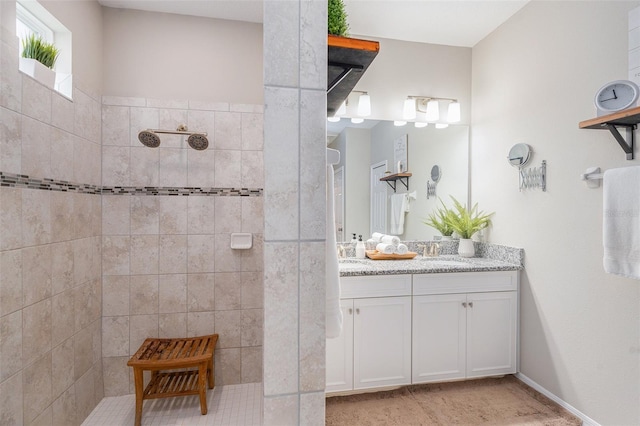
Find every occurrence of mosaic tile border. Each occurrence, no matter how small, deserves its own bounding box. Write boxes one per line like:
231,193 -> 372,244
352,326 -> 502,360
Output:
0,172 -> 263,196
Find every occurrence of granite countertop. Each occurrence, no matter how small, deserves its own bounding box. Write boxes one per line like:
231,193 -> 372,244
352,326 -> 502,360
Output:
339,255 -> 522,277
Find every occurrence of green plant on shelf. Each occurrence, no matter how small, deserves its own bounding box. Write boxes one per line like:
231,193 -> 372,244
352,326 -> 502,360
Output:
328,0 -> 349,37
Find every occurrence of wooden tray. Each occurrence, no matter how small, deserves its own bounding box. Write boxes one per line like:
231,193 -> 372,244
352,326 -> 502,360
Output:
365,250 -> 417,260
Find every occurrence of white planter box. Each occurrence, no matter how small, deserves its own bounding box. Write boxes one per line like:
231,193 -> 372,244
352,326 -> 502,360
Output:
19,57 -> 56,89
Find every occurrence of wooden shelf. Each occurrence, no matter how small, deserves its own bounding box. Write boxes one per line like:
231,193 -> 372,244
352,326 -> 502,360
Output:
380,172 -> 412,192
327,35 -> 380,116
579,106 -> 640,160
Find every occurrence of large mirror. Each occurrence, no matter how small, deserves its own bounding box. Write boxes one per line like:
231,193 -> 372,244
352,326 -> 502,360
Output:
328,120 -> 469,242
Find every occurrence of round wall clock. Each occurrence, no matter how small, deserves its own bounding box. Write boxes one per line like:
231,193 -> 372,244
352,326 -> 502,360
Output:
594,80 -> 639,114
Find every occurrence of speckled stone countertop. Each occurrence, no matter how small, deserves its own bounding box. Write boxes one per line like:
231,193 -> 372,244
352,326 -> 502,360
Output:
338,242 -> 524,277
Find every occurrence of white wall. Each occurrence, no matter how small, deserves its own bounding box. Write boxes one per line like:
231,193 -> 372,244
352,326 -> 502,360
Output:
472,1 -> 640,424
102,7 -> 263,103
351,36 -> 471,124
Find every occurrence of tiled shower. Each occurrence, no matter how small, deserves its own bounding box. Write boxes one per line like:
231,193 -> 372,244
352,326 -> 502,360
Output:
0,37 -> 265,426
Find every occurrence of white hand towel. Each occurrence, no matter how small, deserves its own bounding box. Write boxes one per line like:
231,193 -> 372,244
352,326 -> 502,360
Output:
371,232 -> 385,242
389,193 -> 408,235
603,166 -> 640,280
376,243 -> 395,254
395,243 -> 408,255
326,165 -> 343,338
381,235 -> 400,246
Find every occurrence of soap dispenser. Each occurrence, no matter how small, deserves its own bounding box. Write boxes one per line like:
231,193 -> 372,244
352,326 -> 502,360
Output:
350,233 -> 357,244
356,235 -> 366,259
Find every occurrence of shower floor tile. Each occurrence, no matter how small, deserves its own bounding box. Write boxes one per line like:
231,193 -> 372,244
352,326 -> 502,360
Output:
82,382 -> 263,426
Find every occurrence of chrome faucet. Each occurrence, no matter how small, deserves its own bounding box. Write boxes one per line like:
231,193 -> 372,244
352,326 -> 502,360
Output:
419,242 -> 440,257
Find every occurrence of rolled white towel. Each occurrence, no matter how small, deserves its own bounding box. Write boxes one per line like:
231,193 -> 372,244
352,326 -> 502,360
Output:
381,235 -> 400,246
376,243 -> 395,254
371,232 -> 385,243
366,239 -> 377,250
395,243 -> 408,255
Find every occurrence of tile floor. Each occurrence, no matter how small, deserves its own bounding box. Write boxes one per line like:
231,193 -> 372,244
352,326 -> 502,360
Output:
82,383 -> 263,426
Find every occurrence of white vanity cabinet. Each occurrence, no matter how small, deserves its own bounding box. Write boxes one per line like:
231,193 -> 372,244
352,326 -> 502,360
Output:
412,271 -> 518,384
326,275 -> 412,393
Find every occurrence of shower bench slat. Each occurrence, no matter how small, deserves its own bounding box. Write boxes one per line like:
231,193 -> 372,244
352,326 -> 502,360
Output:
127,334 -> 218,426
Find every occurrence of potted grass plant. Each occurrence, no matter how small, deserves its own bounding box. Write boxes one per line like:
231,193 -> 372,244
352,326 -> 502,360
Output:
19,33 -> 59,89
328,0 -> 349,36
446,196 -> 494,257
423,199 -> 455,240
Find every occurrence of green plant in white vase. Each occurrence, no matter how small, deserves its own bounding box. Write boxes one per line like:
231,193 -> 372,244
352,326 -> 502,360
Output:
423,198 -> 455,239
445,196 -> 493,257
21,33 -> 59,69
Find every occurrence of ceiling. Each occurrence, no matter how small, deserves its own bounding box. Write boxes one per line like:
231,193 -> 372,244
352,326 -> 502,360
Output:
97,0 -> 529,48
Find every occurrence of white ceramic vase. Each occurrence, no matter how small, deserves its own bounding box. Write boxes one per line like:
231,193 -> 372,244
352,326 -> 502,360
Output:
458,238 -> 475,258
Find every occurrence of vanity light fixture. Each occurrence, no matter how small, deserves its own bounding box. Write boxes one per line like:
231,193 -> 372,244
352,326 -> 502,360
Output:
327,116 -> 341,122
447,101 -> 461,123
403,98 -> 416,120
394,120 -> 407,126
357,92 -> 371,117
435,123 -> 449,129
414,122 -> 428,128
351,117 -> 364,124
327,100 -> 347,122
403,95 -> 460,124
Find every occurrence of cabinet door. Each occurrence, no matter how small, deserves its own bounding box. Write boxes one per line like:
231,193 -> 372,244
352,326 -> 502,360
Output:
326,300 -> 354,393
466,291 -> 517,378
353,296 -> 412,390
412,293 -> 467,383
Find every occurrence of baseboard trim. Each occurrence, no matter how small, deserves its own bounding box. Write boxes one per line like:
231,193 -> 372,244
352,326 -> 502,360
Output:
515,373 -> 601,426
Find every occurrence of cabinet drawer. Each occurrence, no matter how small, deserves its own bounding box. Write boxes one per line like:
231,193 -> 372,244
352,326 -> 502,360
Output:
413,271 -> 518,295
341,274 -> 412,298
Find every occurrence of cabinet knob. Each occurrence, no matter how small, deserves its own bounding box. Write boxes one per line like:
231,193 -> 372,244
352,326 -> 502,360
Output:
469,302 -> 473,308
356,308 -> 360,314
348,308 -> 353,315
462,302 -> 467,308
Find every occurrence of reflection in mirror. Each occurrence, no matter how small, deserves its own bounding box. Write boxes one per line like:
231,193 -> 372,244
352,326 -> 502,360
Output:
328,120 -> 469,241
508,143 -> 531,169
431,165 -> 441,182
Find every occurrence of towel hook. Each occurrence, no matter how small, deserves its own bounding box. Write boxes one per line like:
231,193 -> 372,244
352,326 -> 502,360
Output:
581,166 -> 604,189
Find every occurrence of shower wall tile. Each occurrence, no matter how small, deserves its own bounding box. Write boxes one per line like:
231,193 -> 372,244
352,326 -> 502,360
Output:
0,105 -> 22,174
102,196 -> 130,236
241,271 -> 264,310
187,109 -> 215,136
102,276 -> 130,317
241,150 -> 264,188
214,233 -> 243,272
158,196 -> 187,234
22,298 -> 52,366
0,310 -> 22,381
130,107 -> 159,146
74,137 -> 101,186
158,274 -> 187,314
102,316 -> 130,357
21,115 -> 52,178
23,352 -> 52,425
263,0 -> 300,88
215,347 -> 241,385
241,233 -> 263,272
0,248 -> 22,316
186,311 -> 215,337
50,129 -> 75,183
158,234 -> 187,274
1,40 -> 22,113
129,314 -> 158,356
263,394 -> 298,426
146,98 -> 189,109
0,187 -> 22,251
241,197 -> 264,234
214,111 -> 242,150
51,241 -> 74,294
51,289 -> 75,347
21,187 -> 51,246
188,100 -> 229,112
129,275 -> 159,315
187,196 -> 216,234
214,197 -> 241,234
300,391 -> 326,426
241,112 -> 264,151
52,386 -> 77,426
102,236 -> 130,276
187,234 -> 216,273
102,146 -> 130,186
22,244 -> 52,306
215,310 -> 242,349
51,337 -> 75,399
102,356 -> 129,397
130,235 -> 159,275
214,272 -> 241,311
300,90 -> 326,241
22,75 -> 52,124
159,147 -> 188,186
241,346 -> 262,383
187,273 -> 216,312
131,196 -> 159,235
241,308 -> 263,347
102,95 -> 145,107
187,147 -> 216,186
231,103 -> 264,114
130,146 -> 159,186
214,149 -> 242,187
300,0 -> 328,91
51,91 -> 75,134
158,313 -> 187,337
73,89 -> 101,144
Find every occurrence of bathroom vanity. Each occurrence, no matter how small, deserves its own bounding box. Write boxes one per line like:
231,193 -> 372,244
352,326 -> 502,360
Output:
326,253 -> 521,394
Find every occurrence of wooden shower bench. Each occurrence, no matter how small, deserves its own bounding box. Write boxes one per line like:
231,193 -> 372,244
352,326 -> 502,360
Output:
127,334 -> 219,426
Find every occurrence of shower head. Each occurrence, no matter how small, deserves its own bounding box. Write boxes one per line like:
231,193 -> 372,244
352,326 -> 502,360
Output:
137,124 -> 209,150
187,134 -> 209,151
138,130 -> 161,148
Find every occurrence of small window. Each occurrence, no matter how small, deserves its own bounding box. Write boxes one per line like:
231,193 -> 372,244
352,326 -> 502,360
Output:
16,2 -> 54,45
15,0 -> 73,99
